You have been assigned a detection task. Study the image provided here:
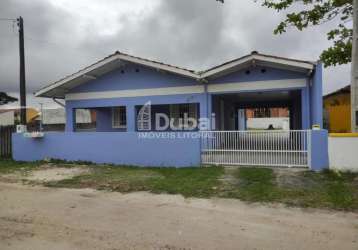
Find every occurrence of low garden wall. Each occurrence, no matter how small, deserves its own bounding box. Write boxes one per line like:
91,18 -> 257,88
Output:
329,134 -> 358,172
13,132 -> 201,167
12,130 -> 330,170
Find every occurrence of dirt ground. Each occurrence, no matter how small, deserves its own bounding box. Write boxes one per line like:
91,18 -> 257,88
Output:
1,164 -> 90,183
25,166 -> 90,182
0,182 -> 357,250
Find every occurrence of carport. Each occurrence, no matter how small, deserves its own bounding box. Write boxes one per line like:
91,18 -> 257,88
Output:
211,89 -> 305,131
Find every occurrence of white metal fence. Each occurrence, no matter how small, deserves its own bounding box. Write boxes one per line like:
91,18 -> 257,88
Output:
200,130 -> 311,168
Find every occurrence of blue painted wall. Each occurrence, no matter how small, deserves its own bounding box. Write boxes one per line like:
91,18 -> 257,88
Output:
66,93 -> 208,132
309,129 -> 329,171
96,107 -> 126,132
13,132 -> 201,167
65,64 -> 320,132
71,63 -> 198,93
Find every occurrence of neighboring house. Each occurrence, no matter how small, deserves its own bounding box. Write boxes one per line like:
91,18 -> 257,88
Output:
0,108 -> 38,126
324,85 -> 351,133
0,92 -> 17,105
13,51 -> 327,169
40,108 -> 95,131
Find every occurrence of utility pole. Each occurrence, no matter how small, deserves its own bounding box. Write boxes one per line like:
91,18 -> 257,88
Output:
17,16 -> 27,126
352,0 -> 358,132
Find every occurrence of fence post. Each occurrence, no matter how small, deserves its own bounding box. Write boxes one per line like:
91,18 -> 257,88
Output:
307,130 -> 312,170
309,129 -> 329,171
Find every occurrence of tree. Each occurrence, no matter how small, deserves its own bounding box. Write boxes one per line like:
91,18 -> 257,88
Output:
260,0 -> 353,67
215,0 -> 352,67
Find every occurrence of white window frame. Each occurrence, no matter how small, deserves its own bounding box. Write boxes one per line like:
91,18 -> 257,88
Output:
112,106 -> 127,129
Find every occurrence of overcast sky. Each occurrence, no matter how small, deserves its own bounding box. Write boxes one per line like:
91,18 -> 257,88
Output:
0,0 -> 351,109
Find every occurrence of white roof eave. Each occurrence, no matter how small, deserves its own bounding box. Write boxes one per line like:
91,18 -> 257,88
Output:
200,54 -> 315,79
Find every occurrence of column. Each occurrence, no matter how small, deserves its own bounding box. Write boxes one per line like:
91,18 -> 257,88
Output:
301,87 -> 311,129
126,104 -> 136,132
65,106 -> 75,132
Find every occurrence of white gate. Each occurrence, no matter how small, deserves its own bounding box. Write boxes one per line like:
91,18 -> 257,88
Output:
200,130 -> 311,168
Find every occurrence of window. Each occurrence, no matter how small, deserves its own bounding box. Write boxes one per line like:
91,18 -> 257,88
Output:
170,103 -> 198,130
112,106 -> 127,128
75,108 -> 96,132
253,108 -> 271,118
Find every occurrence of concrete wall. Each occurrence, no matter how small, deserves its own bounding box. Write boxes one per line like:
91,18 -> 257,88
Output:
329,134 -> 358,172
13,132 -> 201,167
247,117 -> 289,130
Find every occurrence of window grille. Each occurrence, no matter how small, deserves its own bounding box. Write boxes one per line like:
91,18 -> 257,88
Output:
170,104 -> 198,129
112,106 -> 127,128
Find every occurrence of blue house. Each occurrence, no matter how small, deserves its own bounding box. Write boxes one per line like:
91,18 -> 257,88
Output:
13,51 -> 328,169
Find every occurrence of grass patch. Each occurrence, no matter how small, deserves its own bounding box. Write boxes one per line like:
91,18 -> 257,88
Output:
222,168 -> 358,210
1,160 -> 357,210
224,168 -> 284,202
0,159 -> 40,174
298,170 -> 358,210
46,165 -> 224,198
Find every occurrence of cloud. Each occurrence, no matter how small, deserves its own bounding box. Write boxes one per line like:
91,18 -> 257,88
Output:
0,0 -> 350,99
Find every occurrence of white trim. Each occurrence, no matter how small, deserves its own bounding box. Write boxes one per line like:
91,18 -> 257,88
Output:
207,78 -> 307,93
201,54 -> 314,79
66,85 -> 205,100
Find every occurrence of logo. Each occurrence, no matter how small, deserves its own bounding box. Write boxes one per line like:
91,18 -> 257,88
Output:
137,101 -> 152,131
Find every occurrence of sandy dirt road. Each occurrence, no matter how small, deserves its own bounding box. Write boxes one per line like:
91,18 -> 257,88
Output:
0,182 -> 357,250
